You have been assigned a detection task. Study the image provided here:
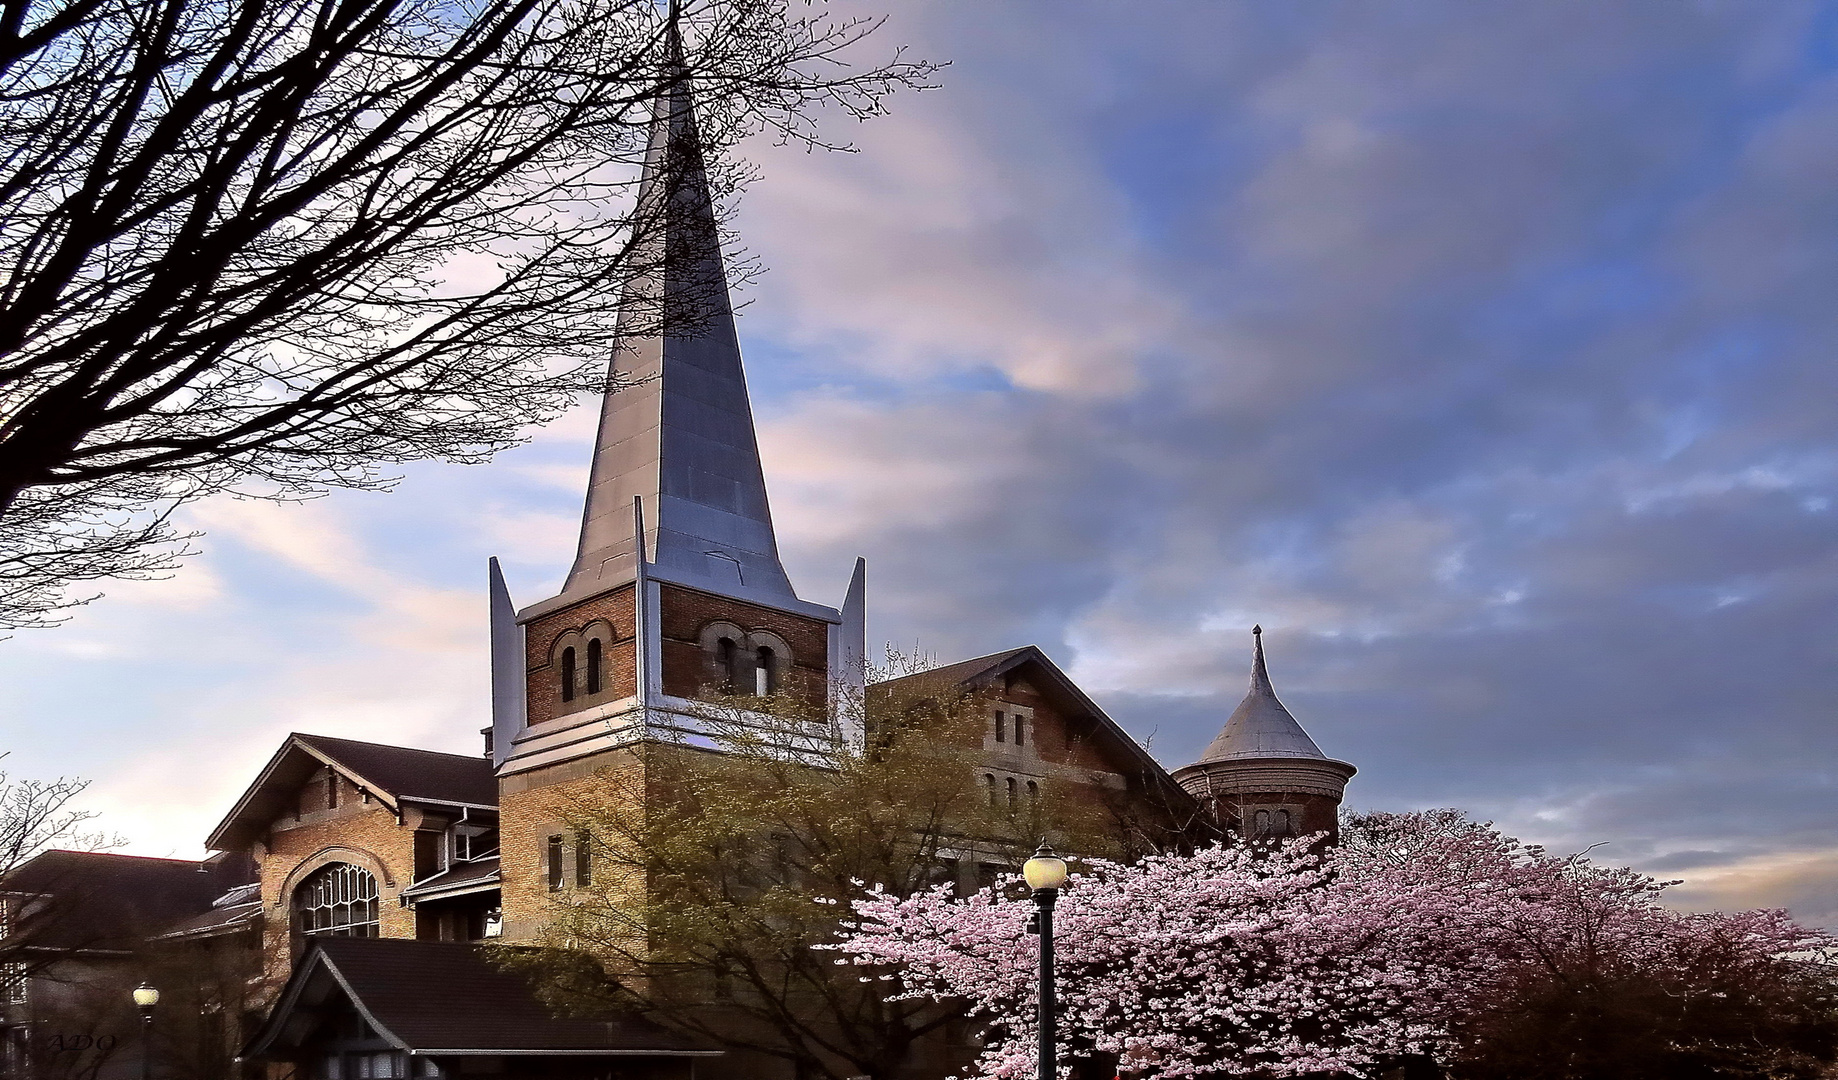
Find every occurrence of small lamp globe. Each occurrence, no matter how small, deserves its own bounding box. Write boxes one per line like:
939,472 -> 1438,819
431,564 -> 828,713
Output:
1022,843 -> 1068,892
132,983 -> 159,1010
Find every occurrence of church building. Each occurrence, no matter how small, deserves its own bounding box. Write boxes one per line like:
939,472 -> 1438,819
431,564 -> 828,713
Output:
2,33 -> 1356,1080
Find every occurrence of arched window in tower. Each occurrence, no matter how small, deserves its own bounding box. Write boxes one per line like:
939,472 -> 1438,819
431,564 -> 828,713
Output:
755,646 -> 778,695
560,647 -> 576,702
295,863 -> 379,938
983,774 -> 997,808
1006,777 -> 1018,813
1026,780 -> 1039,808
585,638 -> 602,695
718,637 -> 739,692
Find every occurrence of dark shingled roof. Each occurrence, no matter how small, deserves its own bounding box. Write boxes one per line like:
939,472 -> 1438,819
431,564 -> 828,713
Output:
2,849 -> 256,953
872,647 -> 1032,696
208,734 -> 497,851
156,899 -> 261,941
245,937 -> 716,1057
294,735 -> 497,806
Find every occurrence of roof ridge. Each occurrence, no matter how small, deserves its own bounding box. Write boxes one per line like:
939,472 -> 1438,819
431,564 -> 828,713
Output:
294,733 -> 486,763
869,645 -> 1036,687
30,850 -> 207,866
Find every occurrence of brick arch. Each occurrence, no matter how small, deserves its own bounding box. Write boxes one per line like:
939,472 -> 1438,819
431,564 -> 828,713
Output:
697,620 -> 747,689
744,629 -> 792,693
546,618 -> 619,708
545,618 -> 618,664
272,844 -> 397,909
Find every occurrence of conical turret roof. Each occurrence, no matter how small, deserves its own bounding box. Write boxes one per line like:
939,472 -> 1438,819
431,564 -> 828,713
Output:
1194,626 -> 1330,763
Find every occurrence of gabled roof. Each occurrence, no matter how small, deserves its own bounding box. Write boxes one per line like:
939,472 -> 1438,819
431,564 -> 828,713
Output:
1191,627 -> 1349,766
207,734 -> 497,851
295,735 -> 498,806
875,645 -> 1184,795
243,937 -> 717,1059
1,849 -> 255,953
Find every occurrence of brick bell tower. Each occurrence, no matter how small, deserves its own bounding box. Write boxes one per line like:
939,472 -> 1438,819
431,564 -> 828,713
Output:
484,36 -> 866,939
1173,627 -> 1356,844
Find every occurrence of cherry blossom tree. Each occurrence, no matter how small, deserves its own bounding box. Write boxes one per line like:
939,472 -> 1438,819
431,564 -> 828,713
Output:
837,811 -> 1836,1080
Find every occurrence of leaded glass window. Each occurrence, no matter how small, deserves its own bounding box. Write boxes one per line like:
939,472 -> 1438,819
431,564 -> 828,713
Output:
296,863 -> 380,937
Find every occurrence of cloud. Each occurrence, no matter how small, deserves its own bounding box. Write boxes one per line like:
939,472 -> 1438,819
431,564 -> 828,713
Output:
738,0 -> 1838,921
6,0 -> 1838,930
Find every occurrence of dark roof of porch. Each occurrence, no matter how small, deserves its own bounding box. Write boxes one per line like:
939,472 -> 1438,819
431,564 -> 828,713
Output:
244,937 -> 717,1058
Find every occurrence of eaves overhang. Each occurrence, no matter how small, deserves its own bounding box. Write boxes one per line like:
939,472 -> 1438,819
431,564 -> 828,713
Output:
206,735 -> 401,852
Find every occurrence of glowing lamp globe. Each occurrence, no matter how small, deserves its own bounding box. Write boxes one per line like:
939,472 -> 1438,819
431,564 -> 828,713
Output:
1022,845 -> 1069,892
132,983 -> 159,1008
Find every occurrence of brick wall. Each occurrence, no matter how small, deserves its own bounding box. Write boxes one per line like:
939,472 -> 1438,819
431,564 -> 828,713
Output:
253,781 -> 422,984
656,584 -> 829,700
1210,792 -> 1341,844
497,746 -> 646,942
525,584 -> 638,724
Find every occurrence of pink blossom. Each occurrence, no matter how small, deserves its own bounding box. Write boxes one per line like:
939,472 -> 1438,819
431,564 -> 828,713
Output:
834,812 -> 1830,1079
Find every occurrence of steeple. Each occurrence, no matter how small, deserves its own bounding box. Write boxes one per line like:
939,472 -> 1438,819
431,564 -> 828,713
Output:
558,23 -> 798,610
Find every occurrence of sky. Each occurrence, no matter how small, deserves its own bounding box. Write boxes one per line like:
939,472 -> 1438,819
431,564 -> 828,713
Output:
4,1 -> 1838,924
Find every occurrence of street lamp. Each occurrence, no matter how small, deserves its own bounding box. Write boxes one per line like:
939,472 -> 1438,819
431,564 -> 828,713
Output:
132,983 -> 158,1080
1023,843 -> 1069,1080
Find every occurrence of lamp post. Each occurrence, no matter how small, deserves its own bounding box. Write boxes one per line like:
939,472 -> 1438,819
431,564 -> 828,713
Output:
1023,843 -> 1069,1080
131,983 -> 158,1080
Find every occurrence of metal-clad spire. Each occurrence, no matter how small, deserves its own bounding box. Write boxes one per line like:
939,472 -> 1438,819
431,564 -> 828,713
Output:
559,24 -> 798,607
1194,627 -> 1329,763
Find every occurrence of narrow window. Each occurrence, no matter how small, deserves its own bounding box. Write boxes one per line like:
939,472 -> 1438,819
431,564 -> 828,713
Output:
1014,714 -> 1025,747
326,772 -> 339,811
1026,780 -> 1039,807
1006,777 -> 1018,813
575,832 -> 592,888
586,638 -> 602,695
1274,810 -> 1293,837
0,963 -> 26,1005
560,648 -> 576,703
983,774 -> 997,808
1253,810 -> 1271,837
755,646 -> 777,695
718,637 -> 738,691
993,710 -> 1005,743
547,835 -> 564,890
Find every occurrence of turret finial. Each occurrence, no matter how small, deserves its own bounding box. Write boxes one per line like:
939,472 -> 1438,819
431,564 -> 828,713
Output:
1249,625 -> 1272,695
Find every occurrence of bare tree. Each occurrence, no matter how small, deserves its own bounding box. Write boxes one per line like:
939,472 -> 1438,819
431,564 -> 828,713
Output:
0,0 -> 934,628
0,764 -> 115,975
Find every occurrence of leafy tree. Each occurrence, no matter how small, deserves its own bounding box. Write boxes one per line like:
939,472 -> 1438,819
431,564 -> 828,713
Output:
0,0 -> 933,628
500,662 -> 1133,1080
840,809 -> 1838,1080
